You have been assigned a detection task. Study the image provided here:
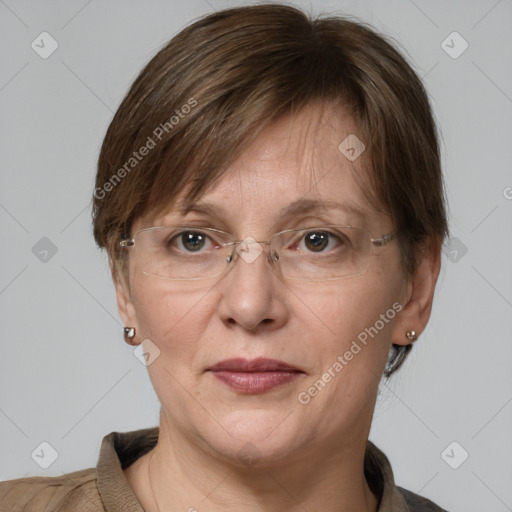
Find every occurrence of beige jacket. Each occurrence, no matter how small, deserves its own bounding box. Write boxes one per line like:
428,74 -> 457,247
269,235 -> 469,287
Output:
0,427 -> 448,511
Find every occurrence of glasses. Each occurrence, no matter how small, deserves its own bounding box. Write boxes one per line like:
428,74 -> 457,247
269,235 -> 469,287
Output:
119,225 -> 396,282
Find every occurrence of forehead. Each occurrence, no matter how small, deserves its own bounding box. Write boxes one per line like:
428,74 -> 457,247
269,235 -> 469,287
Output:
224,103 -> 362,194
148,103 -> 386,231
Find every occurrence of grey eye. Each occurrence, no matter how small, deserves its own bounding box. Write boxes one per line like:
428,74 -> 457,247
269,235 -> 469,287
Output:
180,231 -> 206,252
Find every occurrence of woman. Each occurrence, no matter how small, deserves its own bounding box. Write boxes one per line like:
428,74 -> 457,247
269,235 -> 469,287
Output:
0,4 -> 449,511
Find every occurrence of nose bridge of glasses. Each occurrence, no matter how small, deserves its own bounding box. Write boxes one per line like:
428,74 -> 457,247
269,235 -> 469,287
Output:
224,237 -> 275,267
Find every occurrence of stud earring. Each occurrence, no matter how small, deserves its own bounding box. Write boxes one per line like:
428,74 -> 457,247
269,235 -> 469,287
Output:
123,327 -> 138,346
406,330 -> 417,342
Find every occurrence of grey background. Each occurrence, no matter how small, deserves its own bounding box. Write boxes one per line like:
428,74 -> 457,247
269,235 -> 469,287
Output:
1,0 -> 511,510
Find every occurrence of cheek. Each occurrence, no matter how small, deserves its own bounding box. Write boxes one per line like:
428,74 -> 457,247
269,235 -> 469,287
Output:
130,276 -> 215,363
294,279 -> 401,419
295,275 -> 402,378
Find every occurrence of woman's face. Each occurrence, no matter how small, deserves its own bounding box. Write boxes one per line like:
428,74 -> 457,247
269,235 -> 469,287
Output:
118,103 -> 415,467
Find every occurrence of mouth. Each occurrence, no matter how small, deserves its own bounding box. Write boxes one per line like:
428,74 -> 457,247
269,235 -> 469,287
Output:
207,357 -> 304,394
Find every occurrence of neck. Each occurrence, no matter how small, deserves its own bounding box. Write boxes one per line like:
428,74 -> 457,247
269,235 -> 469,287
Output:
141,414 -> 379,512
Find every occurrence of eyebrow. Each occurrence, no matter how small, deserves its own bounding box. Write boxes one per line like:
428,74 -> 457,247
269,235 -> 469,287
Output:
179,198 -> 369,221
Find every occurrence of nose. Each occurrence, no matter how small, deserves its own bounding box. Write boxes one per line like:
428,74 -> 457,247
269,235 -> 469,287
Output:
216,239 -> 289,332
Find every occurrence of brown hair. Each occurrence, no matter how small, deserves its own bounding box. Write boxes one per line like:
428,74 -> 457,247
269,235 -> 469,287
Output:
92,3 -> 448,377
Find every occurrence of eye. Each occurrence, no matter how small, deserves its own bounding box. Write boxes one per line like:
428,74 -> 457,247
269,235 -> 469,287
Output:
169,230 -> 217,253
296,230 -> 349,253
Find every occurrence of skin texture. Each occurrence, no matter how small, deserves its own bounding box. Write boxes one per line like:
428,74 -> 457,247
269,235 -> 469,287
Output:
118,103 -> 441,512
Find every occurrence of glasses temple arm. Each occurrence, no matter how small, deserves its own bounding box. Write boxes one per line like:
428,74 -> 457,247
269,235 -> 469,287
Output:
371,232 -> 396,247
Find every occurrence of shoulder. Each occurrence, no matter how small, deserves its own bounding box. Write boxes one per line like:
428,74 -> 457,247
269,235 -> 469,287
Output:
0,468 -> 104,512
364,440 -> 450,512
398,486 -> 450,512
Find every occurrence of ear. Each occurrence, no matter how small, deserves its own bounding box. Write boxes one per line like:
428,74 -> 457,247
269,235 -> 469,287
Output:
112,260 -> 139,339
391,240 -> 442,346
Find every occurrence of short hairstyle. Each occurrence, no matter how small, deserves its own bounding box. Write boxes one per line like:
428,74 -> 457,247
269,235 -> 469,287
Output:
92,3 -> 448,377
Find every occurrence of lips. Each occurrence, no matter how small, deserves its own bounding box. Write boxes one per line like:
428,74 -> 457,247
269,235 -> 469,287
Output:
207,357 -> 304,393
208,357 -> 300,372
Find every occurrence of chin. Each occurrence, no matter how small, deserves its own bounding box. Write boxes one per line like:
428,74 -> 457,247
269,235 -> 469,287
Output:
198,408 -> 306,468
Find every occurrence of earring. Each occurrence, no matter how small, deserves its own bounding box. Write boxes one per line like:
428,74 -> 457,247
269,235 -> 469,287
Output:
123,327 -> 138,346
406,330 -> 417,342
